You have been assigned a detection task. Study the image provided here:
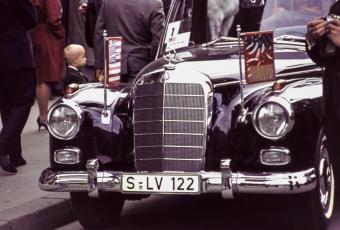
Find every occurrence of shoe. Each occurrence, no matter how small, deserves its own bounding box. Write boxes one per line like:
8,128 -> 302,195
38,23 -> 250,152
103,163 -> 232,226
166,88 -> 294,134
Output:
37,117 -> 48,131
0,155 -> 17,174
10,157 -> 26,168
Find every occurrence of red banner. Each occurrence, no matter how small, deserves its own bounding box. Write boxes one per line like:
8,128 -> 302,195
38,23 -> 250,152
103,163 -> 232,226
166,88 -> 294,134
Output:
105,37 -> 122,85
242,31 -> 275,84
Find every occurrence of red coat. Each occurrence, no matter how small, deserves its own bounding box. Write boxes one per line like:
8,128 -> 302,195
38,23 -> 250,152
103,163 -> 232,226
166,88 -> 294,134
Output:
32,0 -> 65,83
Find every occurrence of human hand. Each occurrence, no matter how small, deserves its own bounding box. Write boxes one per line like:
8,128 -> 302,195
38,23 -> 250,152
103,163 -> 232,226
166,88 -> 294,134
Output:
306,17 -> 328,44
327,19 -> 340,47
79,3 -> 87,15
96,69 -> 104,82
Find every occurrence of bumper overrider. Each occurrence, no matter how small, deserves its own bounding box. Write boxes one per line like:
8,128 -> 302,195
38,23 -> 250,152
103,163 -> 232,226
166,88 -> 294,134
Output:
39,159 -> 317,198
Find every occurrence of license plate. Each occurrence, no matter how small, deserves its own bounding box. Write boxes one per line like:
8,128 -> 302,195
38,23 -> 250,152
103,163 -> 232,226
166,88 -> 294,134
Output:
122,174 -> 200,194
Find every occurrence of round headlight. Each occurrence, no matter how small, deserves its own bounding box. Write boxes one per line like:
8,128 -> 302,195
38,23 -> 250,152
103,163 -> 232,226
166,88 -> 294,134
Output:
252,97 -> 294,140
47,100 -> 82,140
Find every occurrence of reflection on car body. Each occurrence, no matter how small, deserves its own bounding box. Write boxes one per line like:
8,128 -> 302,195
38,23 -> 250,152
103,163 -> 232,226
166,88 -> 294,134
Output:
39,0 -> 336,229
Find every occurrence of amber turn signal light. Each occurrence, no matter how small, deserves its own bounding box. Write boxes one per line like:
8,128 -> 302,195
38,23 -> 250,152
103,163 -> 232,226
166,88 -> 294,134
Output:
272,79 -> 287,92
65,83 -> 80,95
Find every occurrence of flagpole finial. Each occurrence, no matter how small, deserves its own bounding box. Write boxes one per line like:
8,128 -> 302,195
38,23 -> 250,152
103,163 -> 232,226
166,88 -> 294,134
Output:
236,24 -> 241,33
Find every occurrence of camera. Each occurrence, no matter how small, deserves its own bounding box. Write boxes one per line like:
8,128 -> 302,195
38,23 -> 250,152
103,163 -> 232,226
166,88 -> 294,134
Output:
321,14 -> 340,56
326,14 -> 340,22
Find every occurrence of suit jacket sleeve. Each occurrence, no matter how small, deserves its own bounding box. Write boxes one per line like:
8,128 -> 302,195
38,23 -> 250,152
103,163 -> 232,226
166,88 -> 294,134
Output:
94,0 -> 106,69
149,0 -> 165,59
85,0 -> 96,47
13,0 -> 37,30
306,41 -> 327,67
45,0 -> 65,39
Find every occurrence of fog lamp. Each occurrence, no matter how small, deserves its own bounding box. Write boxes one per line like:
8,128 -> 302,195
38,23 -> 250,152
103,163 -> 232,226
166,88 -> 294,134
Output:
260,147 -> 290,166
54,147 -> 81,164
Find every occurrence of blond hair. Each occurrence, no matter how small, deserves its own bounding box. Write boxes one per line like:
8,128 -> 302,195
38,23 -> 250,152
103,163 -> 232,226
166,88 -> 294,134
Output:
64,44 -> 85,65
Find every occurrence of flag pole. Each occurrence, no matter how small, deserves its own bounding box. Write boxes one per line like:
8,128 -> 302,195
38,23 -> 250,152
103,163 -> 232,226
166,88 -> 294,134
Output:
101,30 -> 110,124
237,25 -> 247,123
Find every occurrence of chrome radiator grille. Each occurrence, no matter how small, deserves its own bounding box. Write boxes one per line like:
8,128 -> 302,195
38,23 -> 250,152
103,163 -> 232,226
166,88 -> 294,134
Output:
133,82 -> 206,172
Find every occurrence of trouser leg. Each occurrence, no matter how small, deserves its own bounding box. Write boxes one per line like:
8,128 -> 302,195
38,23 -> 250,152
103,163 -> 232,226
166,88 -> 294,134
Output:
0,68 -> 35,158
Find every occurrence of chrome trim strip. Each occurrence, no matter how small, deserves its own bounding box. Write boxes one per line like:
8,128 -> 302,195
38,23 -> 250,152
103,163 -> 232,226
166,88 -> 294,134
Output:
87,159 -> 99,197
135,94 -> 204,98
276,68 -> 322,78
135,145 -> 204,148
162,80 -> 166,171
134,107 -> 205,111
213,80 -> 243,89
163,107 -> 205,110
213,68 -> 322,89
164,94 -> 205,97
136,158 -> 203,161
134,120 -> 205,123
135,145 -> 163,148
164,145 -> 203,148
135,133 -> 204,136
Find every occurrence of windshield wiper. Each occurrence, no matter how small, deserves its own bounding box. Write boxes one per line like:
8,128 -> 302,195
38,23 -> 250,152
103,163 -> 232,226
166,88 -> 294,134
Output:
201,36 -> 239,48
274,35 -> 305,44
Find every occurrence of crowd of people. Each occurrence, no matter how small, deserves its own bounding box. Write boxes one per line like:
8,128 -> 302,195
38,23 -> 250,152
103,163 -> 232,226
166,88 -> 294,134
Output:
0,0 -> 166,174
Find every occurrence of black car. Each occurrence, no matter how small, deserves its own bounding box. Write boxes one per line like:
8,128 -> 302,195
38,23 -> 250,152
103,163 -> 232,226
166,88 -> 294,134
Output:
39,0 -> 336,229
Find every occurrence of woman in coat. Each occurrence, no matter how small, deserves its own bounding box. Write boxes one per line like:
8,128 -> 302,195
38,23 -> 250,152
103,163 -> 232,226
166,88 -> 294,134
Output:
31,0 -> 65,130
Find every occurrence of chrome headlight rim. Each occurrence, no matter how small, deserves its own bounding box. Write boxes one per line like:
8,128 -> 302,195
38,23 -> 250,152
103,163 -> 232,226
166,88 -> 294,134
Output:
47,99 -> 83,140
252,96 -> 294,141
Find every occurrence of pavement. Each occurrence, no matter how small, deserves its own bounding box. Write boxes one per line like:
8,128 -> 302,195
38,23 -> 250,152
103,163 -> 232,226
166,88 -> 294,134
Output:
0,99 -> 75,230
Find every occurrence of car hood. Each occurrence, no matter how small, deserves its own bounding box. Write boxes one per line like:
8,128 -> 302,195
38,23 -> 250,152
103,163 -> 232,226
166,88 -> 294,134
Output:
142,46 -> 315,85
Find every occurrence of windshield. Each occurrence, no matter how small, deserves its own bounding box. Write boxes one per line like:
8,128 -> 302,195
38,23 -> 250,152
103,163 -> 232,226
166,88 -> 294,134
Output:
160,0 -> 336,55
261,0 -> 335,37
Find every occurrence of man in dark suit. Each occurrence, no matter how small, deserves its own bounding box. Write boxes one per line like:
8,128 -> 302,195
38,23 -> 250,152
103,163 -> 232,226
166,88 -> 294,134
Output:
94,0 -> 165,83
0,0 -> 37,173
306,0 -> 340,196
84,0 -> 103,48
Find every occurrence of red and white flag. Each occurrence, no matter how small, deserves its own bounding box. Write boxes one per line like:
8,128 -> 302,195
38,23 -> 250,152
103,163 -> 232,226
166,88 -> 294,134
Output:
242,31 -> 275,84
105,37 -> 122,85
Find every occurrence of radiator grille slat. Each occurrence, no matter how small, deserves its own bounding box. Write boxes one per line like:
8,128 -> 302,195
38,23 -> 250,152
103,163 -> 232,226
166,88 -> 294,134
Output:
164,108 -> 204,121
164,95 -> 204,108
133,82 -> 206,172
164,121 -> 204,133
134,108 -> 163,121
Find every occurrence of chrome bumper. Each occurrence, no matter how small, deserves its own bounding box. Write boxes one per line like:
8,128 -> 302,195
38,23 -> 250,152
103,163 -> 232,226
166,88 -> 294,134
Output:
39,159 -> 317,199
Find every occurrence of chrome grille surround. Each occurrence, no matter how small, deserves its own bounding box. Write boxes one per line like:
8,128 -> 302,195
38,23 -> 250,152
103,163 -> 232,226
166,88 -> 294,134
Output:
133,69 -> 213,172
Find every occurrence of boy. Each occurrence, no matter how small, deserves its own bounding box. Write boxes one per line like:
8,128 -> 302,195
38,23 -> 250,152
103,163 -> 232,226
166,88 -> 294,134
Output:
63,44 -> 89,88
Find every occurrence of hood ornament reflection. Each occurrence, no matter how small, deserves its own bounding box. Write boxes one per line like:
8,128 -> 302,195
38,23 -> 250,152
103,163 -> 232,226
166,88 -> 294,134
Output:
163,49 -> 176,71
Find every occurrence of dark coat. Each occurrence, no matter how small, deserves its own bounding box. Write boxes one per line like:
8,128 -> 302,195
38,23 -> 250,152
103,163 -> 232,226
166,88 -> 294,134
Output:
0,0 -> 37,159
94,0 -> 165,79
306,1 -> 340,175
0,0 -> 37,71
85,0 -> 102,47
31,0 -> 65,83
63,66 -> 88,87
306,1 -> 340,120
